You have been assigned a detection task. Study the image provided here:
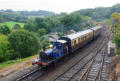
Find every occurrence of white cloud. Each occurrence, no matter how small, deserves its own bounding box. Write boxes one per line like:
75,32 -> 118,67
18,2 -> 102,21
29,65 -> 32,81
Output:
0,0 -> 120,13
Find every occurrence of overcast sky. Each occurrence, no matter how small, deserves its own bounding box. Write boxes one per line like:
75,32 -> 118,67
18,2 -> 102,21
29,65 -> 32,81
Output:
0,0 -> 120,13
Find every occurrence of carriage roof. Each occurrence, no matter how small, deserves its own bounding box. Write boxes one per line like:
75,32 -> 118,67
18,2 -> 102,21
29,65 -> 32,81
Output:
64,29 -> 92,40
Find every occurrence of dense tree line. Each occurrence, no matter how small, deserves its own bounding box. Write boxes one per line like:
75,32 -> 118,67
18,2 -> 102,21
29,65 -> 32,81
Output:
0,10 -> 27,22
1,4 -> 120,23
24,13 -> 94,33
75,4 -> 120,21
0,9 -> 55,23
0,29 -> 41,62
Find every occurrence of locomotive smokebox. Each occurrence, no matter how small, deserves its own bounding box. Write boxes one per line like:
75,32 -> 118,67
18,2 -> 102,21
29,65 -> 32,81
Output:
39,51 -> 48,61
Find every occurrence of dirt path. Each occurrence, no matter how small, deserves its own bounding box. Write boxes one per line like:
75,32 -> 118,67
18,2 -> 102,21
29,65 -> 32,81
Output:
109,55 -> 120,81
0,55 -> 38,80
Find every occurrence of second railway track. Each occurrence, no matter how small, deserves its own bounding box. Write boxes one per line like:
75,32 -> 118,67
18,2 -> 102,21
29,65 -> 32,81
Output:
14,26 -> 111,81
52,29 -> 109,81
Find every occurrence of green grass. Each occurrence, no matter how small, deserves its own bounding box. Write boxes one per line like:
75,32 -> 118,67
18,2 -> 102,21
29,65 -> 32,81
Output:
0,21 -> 25,29
0,54 -> 38,69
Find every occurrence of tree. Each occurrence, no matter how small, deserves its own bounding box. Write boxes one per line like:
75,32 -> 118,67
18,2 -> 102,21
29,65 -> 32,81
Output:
37,28 -> 46,37
0,25 -> 10,35
39,35 -> 50,48
0,35 -> 12,62
114,28 -> 120,53
24,18 -> 36,31
13,24 -> 21,30
110,12 -> 120,53
8,29 -> 40,58
34,18 -> 47,31
60,13 -> 84,31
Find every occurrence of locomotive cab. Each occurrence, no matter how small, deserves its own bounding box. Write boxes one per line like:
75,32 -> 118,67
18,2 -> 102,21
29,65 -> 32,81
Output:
33,40 -> 68,68
39,40 -> 68,61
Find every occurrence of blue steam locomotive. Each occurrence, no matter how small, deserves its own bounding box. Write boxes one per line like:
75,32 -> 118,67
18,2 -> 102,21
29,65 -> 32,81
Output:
32,26 -> 102,69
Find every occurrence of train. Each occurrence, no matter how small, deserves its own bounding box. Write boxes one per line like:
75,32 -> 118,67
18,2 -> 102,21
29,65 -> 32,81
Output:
32,26 -> 102,69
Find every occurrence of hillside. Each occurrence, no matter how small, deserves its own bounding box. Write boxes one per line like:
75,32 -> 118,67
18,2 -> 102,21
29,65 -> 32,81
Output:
0,10 -> 55,23
74,4 -> 120,21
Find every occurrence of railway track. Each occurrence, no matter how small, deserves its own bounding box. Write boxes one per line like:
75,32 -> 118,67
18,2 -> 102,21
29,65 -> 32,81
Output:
32,30 -> 108,81
14,27 -> 110,81
78,47 -> 107,81
14,67 -> 41,81
52,28 -> 110,81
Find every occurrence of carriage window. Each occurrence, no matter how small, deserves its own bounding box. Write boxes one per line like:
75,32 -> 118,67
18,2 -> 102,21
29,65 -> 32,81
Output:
81,36 -> 86,40
74,40 -> 76,44
78,38 -> 80,42
72,41 -> 74,45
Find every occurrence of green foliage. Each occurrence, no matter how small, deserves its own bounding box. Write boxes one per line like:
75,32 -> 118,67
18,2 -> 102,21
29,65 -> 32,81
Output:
57,32 -> 64,37
8,29 -> 40,58
115,35 -> 120,49
13,24 -> 21,30
60,13 -> 83,28
0,35 -> 12,62
0,25 -> 10,35
24,13 -> 93,33
114,30 -> 120,54
24,19 -> 36,31
0,9 -> 54,22
60,13 -> 93,31
76,4 -> 120,21
45,17 -> 62,32
37,28 -> 46,37
0,10 -> 27,22
0,54 -> 37,69
110,12 -> 120,54
39,35 -> 50,48
111,12 -> 120,25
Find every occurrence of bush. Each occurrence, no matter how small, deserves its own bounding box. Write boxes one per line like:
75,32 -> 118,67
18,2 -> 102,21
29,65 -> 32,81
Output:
114,28 -> 120,53
39,35 -> 50,48
0,25 -> 10,35
13,24 -> 21,30
0,35 -> 12,62
8,29 -> 40,58
37,28 -> 46,37
115,36 -> 120,54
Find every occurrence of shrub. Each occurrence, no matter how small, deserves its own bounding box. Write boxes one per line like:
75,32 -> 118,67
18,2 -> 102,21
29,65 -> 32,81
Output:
0,35 -> 12,62
13,24 -> 21,30
37,28 -> 46,37
8,29 -> 40,58
39,35 -> 50,48
0,25 -> 10,35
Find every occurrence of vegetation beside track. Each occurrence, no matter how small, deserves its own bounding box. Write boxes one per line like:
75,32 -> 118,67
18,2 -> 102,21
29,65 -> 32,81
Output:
109,12 -> 120,54
108,12 -> 120,81
0,54 -> 38,69
109,55 -> 120,81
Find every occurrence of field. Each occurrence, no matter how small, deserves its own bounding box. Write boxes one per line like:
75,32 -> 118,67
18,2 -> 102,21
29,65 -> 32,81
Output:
0,21 -> 25,29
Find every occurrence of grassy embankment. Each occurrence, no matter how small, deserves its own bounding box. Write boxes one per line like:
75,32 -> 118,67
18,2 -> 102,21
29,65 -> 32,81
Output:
0,21 -> 33,69
0,54 -> 38,69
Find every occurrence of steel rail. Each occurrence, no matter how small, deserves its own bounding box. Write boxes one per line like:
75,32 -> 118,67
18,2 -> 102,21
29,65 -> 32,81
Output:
53,30 -> 108,81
